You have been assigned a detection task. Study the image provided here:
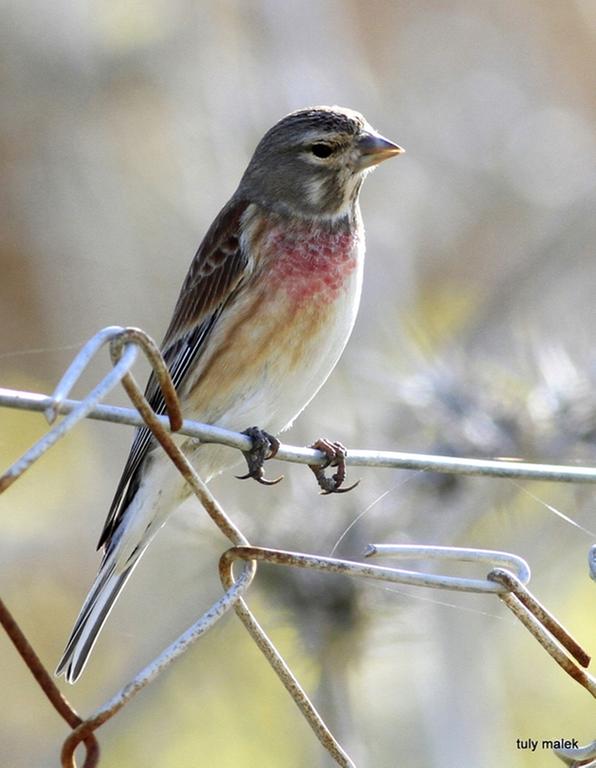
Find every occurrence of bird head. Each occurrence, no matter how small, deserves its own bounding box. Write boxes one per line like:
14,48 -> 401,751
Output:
237,105 -> 404,220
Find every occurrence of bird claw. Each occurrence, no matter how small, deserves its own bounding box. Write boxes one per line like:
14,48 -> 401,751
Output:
309,438 -> 360,495
236,427 -> 284,486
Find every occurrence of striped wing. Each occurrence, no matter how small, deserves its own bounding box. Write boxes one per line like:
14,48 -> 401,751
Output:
97,198 -> 250,551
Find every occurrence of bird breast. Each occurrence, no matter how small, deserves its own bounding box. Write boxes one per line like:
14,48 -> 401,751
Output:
184,210 -> 366,434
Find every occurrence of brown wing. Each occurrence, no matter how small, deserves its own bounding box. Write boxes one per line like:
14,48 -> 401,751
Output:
97,198 -> 250,552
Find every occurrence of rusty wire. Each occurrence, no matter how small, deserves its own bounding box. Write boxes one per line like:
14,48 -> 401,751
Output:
221,544 -> 531,594
45,326 -> 181,433
1,325 -> 595,767
219,546 -> 592,692
488,569 -> 595,697
0,598 -> 100,768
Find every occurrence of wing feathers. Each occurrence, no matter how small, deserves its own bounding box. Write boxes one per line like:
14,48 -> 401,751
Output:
97,199 -> 250,551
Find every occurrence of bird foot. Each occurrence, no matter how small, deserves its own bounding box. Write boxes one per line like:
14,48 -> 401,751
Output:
309,438 -> 359,495
236,427 -> 283,486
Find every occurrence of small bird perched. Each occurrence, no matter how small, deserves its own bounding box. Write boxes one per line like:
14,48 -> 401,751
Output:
56,105 -> 403,682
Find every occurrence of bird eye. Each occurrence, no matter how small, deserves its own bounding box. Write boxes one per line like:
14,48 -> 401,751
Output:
310,143 -> 334,158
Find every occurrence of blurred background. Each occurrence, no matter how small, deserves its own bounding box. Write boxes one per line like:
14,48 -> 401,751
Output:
1,1 -> 595,766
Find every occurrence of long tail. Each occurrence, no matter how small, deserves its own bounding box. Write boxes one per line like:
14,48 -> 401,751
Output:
55,558 -> 140,683
56,447 -> 191,683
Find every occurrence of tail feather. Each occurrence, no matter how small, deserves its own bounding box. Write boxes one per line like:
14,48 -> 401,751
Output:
56,562 -> 137,683
56,449 -> 189,683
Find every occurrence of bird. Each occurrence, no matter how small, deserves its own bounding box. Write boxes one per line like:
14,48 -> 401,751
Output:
56,105 -> 403,683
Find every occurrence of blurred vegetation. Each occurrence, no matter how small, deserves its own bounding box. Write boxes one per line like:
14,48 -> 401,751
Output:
1,1 -> 595,766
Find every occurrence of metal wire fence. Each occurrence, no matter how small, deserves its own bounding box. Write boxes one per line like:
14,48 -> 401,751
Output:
1,326 -> 594,768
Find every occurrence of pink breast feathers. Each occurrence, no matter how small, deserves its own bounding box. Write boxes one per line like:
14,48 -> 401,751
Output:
263,226 -> 360,305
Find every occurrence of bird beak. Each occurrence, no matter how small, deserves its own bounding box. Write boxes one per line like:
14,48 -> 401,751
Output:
357,133 -> 405,169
